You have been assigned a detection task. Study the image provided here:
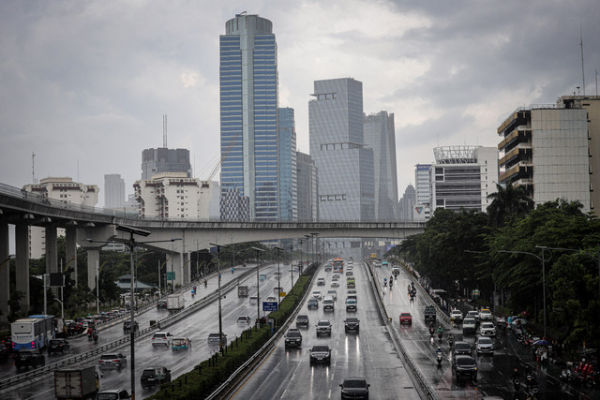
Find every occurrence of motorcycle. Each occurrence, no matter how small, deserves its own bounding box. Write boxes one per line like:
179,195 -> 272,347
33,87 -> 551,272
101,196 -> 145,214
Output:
93,333 -> 98,344
436,352 -> 443,368
448,335 -> 454,348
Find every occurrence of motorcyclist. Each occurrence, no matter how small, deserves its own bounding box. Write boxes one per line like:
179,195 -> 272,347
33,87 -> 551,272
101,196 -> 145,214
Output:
448,333 -> 454,347
87,327 -> 93,340
429,324 -> 435,337
204,279 -> 208,288
436,325 -> 444,340
92,330 -> 98,344
383,278 -> 387,287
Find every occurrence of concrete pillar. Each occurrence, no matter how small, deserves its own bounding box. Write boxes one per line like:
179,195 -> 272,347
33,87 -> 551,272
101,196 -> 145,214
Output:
0,222 -> 9,319
183,252 -> 190,285
166,253 -> 183,288
15,224 -> 30,313
45,225 -> 58,274
65,227 -> 78,286
87,249 -> 100,291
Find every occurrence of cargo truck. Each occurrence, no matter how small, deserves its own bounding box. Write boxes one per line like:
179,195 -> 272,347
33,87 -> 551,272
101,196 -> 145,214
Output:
54,367 -> 99,399
238,285 -> 249,298
167,294 -> 185,311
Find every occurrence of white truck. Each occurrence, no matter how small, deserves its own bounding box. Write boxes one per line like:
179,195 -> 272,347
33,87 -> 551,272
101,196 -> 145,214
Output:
55,367 -> 98,399
167,294 -> 185,311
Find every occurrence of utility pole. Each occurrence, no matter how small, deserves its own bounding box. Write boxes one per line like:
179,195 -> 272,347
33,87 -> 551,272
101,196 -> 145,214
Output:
157,259 -> 161,297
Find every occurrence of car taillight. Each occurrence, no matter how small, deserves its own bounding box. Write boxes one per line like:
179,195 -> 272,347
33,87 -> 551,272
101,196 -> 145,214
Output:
31,341 -> 35,348
114,360 -> 119,362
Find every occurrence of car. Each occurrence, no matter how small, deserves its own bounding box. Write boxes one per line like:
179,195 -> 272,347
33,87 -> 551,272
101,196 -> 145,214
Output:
171,337 -> 191,351
0,341 -> 11,359
157,299 -> 168,310
340,377 -> 370,400
96,389 -> 131,399
462,318 -> 477,335
450,309 -> 463,323
344,317 -> 360,333
347,281 -> 356,289
475,336 -> 494,356
99,353 -> 127,370
479,321 -> 496,337
479,308 -> 493,322
312,291 -> 322,300
317,278 -> 326,286
327,290 -> 338,301
249,295 -> 258,303
399,312 -> 412,325
332,274 -> 340,281
331,282 -> 340,288
151,332 -> 172,347
466,310 -> 479,322
266,296 -> 277,302
323,296 -> 335,312
324,266 -> 332,272
123,320 -> 139,334
346,277 -> 355,284
452,341 -> 472,358
141,366 -> 171,389
48,339 -> 70,355
14,350 -> 45,370
316,320 -> 332,337
307,298 -> 319,310
285,329 -> 303,348
296,314 -> 309,329
452,355 -> 478,383
309,345 -> 331,366
347,289 -> 357,296
237,316 -> 251,325
207,333 -> 227,345
346,271 -> 354,276
424,305 -> 436,323
345,297 -> 357,312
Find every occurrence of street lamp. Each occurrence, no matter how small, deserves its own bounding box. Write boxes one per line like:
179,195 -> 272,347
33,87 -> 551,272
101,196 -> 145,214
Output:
311,233 -> 320,266
304,235 -> 311,266
273,247 -> 283,305
251,246 -> 265,326
209,242 -> 225,353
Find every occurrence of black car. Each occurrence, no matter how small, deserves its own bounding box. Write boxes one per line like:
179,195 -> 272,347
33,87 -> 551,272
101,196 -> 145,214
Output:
48,339 -> 70,355
141,366 -> 171,389
452,341 -> 472,359
344,318 -> 360,333
96,389 -> 131,399
452,355 -> 478,383
307,299 -> 319,310
309,345 -> 331,366
123,320 -> 139,334
14,350 -> 45,370
296,315 -> 309,329
157,300 -> 168,310
340,377 -> 370,400
284,329 -> 303,349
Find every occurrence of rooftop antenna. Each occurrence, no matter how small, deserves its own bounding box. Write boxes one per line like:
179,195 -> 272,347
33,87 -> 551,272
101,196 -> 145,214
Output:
580,25 -> 586,96
31,152 -> 36,184
596,69 -> 598,96
162,114 -> 168,148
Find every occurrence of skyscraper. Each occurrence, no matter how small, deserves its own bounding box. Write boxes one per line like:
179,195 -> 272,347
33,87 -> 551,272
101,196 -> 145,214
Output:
398,184 -> 416,221
219,13 -> 279,221
296,151 -> 318,222
309,78 -> 374,221
363,111 -> 398,220
278,107 -> 297,221
104,173 -> 125,209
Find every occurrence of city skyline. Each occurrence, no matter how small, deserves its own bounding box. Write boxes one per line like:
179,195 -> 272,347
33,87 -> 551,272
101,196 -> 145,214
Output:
1,1 -> 599,205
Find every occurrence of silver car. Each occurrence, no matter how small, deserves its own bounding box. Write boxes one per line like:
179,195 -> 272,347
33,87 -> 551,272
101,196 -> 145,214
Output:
475,336 -> 494,356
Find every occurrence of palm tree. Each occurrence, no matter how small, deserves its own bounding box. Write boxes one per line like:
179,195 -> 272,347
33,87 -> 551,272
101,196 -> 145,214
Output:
486,182 -> 534,227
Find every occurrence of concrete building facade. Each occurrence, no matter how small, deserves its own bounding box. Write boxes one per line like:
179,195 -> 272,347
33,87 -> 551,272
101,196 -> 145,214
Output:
398,184 -> 416,221
104,173 -> 125,209
296,151 -> 318,222
278,107 -> 297,221
141,148 -> 192,180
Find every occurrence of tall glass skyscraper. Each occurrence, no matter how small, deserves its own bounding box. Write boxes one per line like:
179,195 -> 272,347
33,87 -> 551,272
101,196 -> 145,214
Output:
278,107 -> 297,221
219,14 -> 279,221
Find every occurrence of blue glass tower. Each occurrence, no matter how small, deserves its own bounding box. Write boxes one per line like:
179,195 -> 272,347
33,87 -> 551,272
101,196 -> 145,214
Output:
278,107 -> 297,221
219,14 -> 279,221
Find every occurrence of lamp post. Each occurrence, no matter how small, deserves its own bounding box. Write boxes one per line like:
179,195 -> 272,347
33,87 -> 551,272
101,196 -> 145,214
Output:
299,239 -> 303,271
311,233 -> 319,266
251,246 -> 265,326
304,235 -> 311,266
274,246 -> 283,305
209,242 -> 224,352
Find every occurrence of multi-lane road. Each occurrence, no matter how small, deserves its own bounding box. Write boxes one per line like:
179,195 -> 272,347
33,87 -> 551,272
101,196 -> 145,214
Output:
2,263 -> 292,399
232,261 -> 420,400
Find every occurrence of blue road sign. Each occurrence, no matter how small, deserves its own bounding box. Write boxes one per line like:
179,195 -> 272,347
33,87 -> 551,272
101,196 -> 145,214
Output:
262,301 -> 278,312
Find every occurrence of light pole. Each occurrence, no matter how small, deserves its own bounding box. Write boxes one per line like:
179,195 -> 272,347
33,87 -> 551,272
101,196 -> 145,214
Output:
274,246 -> 283,305
311,233 -> 319,266
251,246 -> 265,326
304,235 -> 311,266
209,242 -> 224,352
299,239 -> 303,271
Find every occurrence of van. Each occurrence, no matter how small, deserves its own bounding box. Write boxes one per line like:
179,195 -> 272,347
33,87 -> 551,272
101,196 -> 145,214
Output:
323,296 -> 335,312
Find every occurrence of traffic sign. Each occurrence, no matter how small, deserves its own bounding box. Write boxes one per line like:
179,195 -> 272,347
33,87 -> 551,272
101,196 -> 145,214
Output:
279,291 -> 286,297
259,274 -> 267,281
262,301 -> 278,311
167,271 -> 176,281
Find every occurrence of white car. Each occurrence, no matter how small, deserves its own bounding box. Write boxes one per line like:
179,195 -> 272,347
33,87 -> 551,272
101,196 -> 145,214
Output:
450,309 -> 463,323
479,309 -> 493,322
462,318 -> 477,335
475,336 -> 494,355
479,321 -> 496,337
312,291 -> 322,300
151,332 -> 172,347
466,310 -> 479,321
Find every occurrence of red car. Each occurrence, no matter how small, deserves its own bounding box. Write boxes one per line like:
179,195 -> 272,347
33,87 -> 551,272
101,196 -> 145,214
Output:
399,312 -> 412,326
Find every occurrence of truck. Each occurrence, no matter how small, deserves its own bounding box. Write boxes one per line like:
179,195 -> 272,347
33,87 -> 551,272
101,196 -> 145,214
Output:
54,367 -> 99,399
167,294 -> 185,311
424,305 -> 436,324
238,285 -> 249,297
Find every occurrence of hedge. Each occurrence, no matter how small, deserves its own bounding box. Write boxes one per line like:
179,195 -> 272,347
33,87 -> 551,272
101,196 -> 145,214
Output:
148,264 -> 317,399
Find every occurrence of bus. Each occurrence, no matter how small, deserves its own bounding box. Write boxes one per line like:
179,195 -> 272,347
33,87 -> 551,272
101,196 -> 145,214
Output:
332,258 -> 344,273
11,315 -> 55,351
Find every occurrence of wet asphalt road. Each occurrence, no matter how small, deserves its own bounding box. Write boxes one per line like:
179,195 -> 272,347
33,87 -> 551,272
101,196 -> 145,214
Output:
3,263 -> 292,399
232,261 -> 420,400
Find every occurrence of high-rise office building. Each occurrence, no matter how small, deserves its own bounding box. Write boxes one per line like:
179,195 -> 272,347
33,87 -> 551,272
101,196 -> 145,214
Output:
219,13 -> 279,221
141,148 -> 191,180
364,111 -> 398,220
278,107 -> 297,221
398,184 -> 416,221
104,174 -> 125,209
296,151 -> 318,222
309,78 -> 375,221
497,102 -> 590,211
431,145 -> 498,211
414,164 -> 432,220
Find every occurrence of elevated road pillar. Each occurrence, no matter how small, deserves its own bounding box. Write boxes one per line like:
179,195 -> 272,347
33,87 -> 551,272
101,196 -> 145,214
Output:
15,224 -> 30,313
65,226 -> 78,286
166,252 -> 183,288
0,222 -> 9,319
87,249 -> 100,291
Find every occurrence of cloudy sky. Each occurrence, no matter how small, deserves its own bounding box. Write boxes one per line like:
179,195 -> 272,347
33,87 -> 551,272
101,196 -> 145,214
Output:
1,0 -> 599,205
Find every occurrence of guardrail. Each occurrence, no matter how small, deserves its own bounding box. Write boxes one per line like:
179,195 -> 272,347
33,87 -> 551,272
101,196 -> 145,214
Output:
205,265 -> 318,400
0,266 -> 260,392
365,261 -> 438,400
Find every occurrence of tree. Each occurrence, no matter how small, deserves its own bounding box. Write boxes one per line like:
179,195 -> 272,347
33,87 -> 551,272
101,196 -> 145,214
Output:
486,182 -> 534,227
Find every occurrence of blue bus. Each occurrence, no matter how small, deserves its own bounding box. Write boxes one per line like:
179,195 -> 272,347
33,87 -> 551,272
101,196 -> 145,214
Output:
11,315 -> 55,351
